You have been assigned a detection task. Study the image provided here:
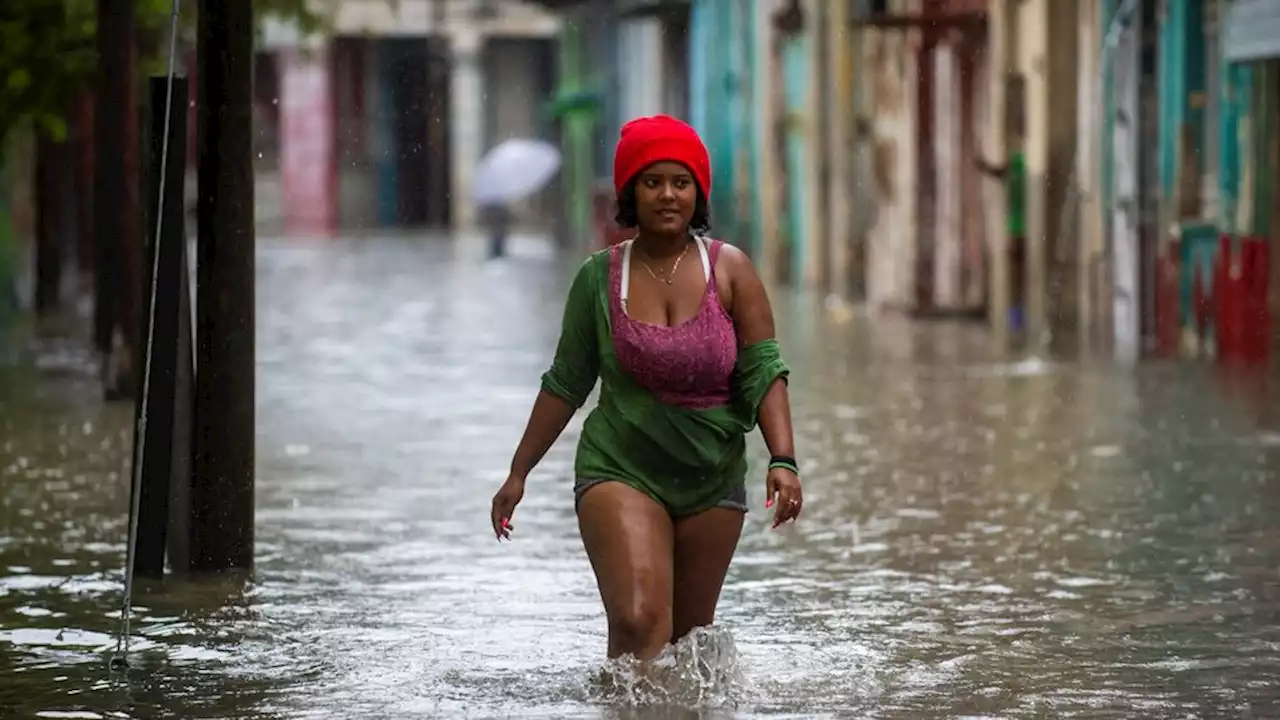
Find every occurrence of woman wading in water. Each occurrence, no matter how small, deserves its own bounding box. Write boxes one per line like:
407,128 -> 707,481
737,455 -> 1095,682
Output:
490,115 -> 803,660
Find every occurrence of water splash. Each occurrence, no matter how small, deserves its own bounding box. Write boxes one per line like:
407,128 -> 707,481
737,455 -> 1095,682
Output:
588,626 -> 749,713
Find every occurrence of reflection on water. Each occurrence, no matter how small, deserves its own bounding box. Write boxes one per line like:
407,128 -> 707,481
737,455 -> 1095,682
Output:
3,235 -> 1280,718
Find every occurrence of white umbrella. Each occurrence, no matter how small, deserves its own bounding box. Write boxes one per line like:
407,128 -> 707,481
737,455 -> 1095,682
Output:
472,138 -> 562,206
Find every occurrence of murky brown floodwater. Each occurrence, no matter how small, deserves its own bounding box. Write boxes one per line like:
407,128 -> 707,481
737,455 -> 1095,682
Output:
4,235 -> 1280,719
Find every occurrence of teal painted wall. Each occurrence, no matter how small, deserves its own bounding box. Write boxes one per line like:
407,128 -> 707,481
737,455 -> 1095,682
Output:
1218,59 -> 1253,233
1157,0 -> 1206,210
724,1 -> 748,249
689,0 -> 743,245
745,4 -> 765,262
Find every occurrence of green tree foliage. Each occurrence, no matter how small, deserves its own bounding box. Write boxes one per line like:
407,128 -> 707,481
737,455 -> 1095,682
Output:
0,0 -> 327,148
0,0 -> 96,143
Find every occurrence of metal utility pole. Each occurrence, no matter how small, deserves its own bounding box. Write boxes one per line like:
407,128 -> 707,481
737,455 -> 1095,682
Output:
193,0 -> 256,573
131,75 -> 193,580
94,0 -> 142,398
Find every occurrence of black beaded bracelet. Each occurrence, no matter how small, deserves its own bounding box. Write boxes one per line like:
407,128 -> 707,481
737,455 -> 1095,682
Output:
768,455 -> 799,475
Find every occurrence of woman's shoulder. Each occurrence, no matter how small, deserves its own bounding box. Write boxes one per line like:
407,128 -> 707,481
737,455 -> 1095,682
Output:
704,238 -> 752,272
576,247 -> 614,273
565,247 -> 613,297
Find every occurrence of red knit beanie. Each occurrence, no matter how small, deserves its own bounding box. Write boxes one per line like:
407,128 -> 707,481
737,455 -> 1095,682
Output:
613,115 -> 712,201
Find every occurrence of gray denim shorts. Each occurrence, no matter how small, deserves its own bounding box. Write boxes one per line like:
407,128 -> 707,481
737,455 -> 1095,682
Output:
574,477 -> 749,519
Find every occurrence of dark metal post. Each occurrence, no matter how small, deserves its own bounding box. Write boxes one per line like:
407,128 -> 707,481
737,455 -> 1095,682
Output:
74,90 -> 96,301
94,0 -> 142,398
34,133 -> 63,315
193,0 -> 256,573
130,75 -> 191,579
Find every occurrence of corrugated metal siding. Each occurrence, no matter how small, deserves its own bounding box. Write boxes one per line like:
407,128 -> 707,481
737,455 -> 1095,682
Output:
1223,0 -> 1280,63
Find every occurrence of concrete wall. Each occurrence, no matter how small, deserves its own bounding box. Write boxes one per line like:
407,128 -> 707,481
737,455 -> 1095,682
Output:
1019,0 -> 1080,341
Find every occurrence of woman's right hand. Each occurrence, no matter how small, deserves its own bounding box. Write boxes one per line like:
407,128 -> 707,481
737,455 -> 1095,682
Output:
490,474 -> 525,541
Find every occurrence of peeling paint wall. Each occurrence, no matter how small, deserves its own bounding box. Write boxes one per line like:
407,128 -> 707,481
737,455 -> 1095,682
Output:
960,37 -> 988,309
1046,0 -> 1081,333
824,0 -> 857,299
1019,0 -> 1081,340
864,5 -> 920,312
981,0 -> 1012,336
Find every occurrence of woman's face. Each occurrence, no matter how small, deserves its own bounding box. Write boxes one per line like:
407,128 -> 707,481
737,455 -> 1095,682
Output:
633,161 -> 697,235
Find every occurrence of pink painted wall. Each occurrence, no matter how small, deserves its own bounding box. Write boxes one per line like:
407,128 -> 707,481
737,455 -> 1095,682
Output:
279,48 -> 338,235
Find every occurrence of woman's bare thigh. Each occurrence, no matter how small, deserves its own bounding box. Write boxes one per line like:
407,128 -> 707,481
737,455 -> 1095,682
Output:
577,481 -> 675,658
671,507 -> 744,641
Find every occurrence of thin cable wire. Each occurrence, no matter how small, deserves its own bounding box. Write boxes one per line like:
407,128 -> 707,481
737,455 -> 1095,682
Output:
112,0 -> 183,666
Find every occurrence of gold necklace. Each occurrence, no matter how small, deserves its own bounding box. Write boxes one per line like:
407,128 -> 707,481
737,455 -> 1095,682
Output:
634,241 -> 691,286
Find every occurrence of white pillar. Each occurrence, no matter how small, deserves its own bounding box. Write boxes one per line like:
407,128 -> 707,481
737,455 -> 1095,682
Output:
1110,0 -> 1142,362
1077,0 -> 1105,350
933,44 -> 962,308
450,29 -> 484,233
619,18 -> 664,120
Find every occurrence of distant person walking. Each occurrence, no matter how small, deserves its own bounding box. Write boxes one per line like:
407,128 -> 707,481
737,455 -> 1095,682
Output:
977,79 -> 1028,330
490,115 -> 803,660
472,138 -> 562,259
479,202 -> 511,259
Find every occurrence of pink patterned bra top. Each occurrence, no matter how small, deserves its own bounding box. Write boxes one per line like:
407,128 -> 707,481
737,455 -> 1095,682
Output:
608,236 -> 738,410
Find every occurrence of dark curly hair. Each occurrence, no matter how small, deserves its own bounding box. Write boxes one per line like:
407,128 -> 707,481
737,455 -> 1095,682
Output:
614,179 -> 711,235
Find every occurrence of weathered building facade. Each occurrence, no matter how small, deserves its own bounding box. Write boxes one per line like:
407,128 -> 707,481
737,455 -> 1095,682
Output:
257,0 -> 560,236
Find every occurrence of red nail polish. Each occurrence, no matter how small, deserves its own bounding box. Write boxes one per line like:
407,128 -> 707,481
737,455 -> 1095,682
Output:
765,499 -> 773,509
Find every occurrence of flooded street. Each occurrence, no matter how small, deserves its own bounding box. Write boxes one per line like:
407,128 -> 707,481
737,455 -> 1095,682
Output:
4,235 -> 1280,718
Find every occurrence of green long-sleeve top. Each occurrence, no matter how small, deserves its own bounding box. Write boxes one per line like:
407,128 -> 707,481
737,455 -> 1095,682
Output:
540,249 -> 791,515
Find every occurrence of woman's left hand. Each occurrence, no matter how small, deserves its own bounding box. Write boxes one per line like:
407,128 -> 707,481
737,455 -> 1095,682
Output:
765,466 -> 803,528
